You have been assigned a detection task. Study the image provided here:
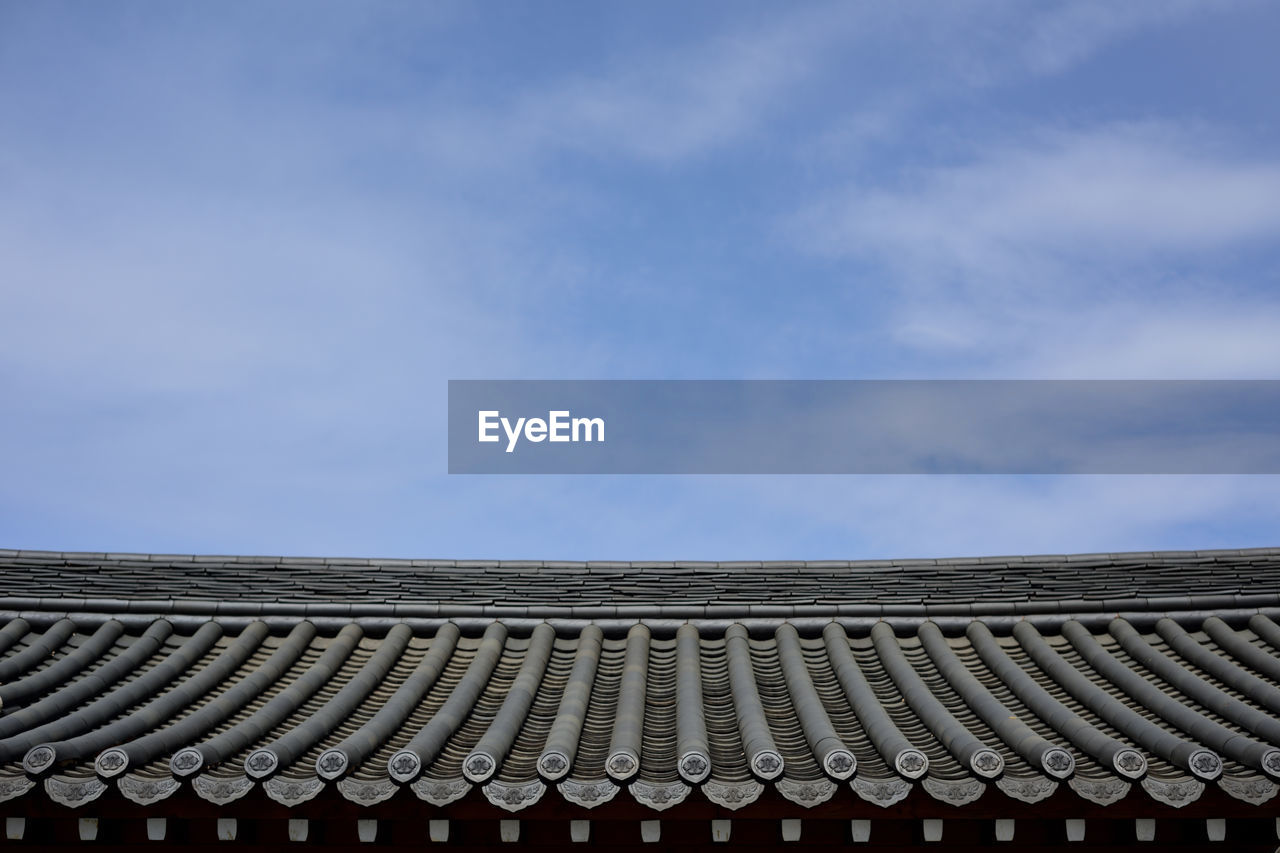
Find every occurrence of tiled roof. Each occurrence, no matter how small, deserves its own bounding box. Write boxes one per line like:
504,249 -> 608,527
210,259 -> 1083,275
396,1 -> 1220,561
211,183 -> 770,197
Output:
2,546 -> 1279,623
1,548 -> 1280,816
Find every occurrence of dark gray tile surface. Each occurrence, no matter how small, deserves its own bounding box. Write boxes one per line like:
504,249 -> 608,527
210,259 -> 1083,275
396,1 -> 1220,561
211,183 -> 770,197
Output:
2,547 -> 1280,616
1,548 -> 1279,814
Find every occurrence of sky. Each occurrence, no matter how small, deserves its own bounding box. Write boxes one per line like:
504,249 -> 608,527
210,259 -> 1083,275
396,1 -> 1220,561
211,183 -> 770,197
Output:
2,1 -> 1280,561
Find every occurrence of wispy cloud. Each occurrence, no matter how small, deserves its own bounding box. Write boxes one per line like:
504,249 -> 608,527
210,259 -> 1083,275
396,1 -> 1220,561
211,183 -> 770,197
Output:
516,26 -> 818,163
788,122 -> 1280,376
398,7 -> 857,169
798,123 -> 1280,272
406,1 -> 1218,171
1017,304 -> 1280,379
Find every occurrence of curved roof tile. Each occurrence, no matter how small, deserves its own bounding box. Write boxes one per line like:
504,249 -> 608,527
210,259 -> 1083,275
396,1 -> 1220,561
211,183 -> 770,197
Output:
2,547 -> 1280,814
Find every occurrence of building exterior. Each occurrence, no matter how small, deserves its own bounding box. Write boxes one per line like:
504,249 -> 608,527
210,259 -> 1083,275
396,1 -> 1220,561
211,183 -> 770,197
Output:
2,547 -> 1280,849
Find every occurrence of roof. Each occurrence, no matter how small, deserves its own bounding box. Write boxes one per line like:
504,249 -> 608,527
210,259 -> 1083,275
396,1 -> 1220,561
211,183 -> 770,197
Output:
3,545 -> 1279,626
2,547 -> 1280,817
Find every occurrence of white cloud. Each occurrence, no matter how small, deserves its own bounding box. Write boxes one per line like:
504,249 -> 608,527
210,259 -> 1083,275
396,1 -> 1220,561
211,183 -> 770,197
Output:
789,122 -> 1280,377
878,299 -> 1280,380
1019,304 -> 1280,379
800,123 -> 1280,271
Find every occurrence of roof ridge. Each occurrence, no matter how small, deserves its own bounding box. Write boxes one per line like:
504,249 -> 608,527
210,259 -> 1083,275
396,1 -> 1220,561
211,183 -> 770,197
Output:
4,547 -> 1278,619
3,545 -> 1279,567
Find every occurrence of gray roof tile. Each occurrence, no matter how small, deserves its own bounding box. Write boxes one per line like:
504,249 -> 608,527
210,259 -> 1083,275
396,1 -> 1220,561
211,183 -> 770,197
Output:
3,546 -> 1280,816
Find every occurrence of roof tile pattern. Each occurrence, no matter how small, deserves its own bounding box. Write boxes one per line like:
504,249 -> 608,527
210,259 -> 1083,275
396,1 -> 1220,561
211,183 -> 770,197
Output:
1,618 -> 1280,810
2,548 -> 1280,814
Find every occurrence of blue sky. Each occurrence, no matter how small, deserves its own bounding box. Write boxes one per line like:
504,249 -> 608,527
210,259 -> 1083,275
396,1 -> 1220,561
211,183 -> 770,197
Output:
3,1 -> 1280,560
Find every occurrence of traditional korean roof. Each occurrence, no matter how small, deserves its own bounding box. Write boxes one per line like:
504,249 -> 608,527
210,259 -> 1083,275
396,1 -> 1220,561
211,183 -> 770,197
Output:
2,546 -> 1280,818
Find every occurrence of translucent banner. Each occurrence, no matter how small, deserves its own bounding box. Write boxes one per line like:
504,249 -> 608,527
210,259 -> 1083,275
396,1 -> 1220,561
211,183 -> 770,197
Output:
448,380 -> 1280,474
